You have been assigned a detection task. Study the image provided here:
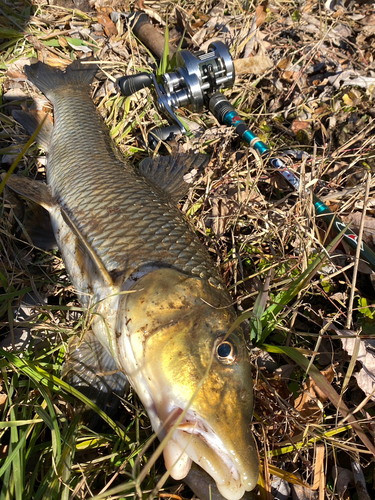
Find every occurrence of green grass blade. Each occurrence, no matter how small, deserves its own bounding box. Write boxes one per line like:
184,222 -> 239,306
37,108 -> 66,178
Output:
10,397 -> 24,500
0,424 -> 28,478
249,269 -> 272,340
227,229 -> 346,343
1,348 -> 129,443
258,227 -> 347,344
158,18 -> 169,76
0,419 -> 44,428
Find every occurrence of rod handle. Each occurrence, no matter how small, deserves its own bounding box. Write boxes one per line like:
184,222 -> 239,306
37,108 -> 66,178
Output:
129,12 -> 176,60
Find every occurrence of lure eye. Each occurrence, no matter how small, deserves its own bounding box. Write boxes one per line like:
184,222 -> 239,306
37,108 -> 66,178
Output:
216,339 -> 237,364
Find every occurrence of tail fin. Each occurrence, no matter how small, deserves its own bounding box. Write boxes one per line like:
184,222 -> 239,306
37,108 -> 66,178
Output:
25,59 -> 98,99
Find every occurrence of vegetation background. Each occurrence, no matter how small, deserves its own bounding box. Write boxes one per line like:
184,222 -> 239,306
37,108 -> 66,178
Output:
0,0 -> 375,498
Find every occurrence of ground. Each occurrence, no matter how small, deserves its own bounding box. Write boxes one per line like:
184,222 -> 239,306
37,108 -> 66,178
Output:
0,0 -> 375,499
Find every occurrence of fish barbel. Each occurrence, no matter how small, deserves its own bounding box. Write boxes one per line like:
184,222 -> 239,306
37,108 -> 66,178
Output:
9,59 -> 259,499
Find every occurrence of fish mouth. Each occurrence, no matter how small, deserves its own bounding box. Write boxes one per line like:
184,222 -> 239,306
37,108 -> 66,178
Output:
162,409 -> 253,500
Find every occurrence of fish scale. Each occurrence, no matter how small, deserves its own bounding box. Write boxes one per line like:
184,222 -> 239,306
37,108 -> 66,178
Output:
45,86 -> 222,283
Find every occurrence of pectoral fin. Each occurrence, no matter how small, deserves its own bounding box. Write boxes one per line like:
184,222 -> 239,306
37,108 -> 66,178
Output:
63,331 -> 129,428
18,201 -> 57,250
60,208 -> 114,288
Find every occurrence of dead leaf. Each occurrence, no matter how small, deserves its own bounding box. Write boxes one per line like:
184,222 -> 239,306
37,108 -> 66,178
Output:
210,195 -> 236,238
133,1 -> 165,25
294,366 -> 335,422
278,57 -> 292,70
332,466 -> 353,500
49,0 -> 92,11
338,333 -> 375,401
3,88 -> 29,102
234,55 -> 273,76
359,14 -> 375,25
192,28 -> 207,46
291,120 -> 311,134
67,41 -> 92,53
44,56 -> 71,68
58,36 -> 68,48
332,24 -> 352,39
206,184 -> 264,238
292,483 -> 319,500
342,76 -> 375,90
282,70 -> 302,82
271,477 -> 291,499
89,0 -> 127,14
6,57 -> 32,80
314,105 -> 329,116
209,2 -> 225,17
255,1 -> 268,28
97,12 -> 117,37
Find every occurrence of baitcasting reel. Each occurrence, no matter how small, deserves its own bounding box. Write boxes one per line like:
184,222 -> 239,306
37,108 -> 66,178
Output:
117,41 -> 235,148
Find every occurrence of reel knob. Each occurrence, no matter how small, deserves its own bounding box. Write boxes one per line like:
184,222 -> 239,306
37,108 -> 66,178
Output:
117,73 -> 153,97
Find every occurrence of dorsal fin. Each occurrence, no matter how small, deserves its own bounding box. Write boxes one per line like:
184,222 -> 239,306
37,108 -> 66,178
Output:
12,109 -> 53,152
138,153 -> 210,201
60,208 -> 114,288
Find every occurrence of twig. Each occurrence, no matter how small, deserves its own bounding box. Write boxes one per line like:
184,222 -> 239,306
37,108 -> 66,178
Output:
351,454 -> 371,500
345,169 -> 372,329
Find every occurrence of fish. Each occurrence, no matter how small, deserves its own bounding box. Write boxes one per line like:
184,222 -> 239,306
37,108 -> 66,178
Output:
7,58 -> 259,500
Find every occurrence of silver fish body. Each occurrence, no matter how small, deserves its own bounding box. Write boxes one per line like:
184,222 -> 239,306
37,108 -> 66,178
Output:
13,59 -> 259,499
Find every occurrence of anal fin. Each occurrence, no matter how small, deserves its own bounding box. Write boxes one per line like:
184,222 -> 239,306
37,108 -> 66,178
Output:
12,109 -> 53,152
1,174 -> 54,211
2,175 -> 57,249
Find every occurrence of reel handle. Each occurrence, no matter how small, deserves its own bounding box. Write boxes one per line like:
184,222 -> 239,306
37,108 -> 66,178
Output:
148,125 -> 181,150
117,73 -> 153,97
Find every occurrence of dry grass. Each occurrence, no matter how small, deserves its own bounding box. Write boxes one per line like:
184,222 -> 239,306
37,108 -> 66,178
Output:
0,0 -> 375,499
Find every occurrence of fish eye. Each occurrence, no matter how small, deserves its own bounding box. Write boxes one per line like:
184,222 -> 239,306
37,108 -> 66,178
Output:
216,339 -> 237,364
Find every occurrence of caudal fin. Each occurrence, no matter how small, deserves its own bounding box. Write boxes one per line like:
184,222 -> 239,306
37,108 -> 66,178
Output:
25,59 -> 98,99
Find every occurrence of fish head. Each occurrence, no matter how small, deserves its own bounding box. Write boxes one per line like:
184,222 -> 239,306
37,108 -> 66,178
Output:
117,268 -> 259,500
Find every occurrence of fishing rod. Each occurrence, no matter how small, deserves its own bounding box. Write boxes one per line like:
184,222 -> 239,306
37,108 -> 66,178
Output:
208,93 -> 375,270
118,13 -> 375,272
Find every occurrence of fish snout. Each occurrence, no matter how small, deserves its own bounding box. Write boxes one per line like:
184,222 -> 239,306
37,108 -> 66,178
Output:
163,410 -> 259,500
